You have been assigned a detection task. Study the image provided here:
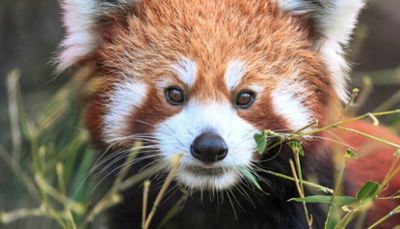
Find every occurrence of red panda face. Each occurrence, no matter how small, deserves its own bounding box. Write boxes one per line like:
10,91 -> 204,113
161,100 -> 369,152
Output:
59,0 -> 364,190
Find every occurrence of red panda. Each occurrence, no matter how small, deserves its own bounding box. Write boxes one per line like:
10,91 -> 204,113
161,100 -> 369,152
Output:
57,0 -> 400,228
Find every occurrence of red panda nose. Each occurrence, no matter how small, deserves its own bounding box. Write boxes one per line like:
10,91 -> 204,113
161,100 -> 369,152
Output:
190,132 -> 228,163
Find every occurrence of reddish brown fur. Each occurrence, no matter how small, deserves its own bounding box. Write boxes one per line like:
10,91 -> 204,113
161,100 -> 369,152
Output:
92,0 -> 338,134
76,0 -> 400,227
85,76 -> 120,147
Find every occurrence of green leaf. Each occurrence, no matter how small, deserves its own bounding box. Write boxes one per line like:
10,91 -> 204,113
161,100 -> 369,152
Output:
254,131 -> 268,155
345,148 -> 357,158
239,167 -> 262,191
289,195 -> 357,206
288,141 -> 304,156
356,181 -> 379,202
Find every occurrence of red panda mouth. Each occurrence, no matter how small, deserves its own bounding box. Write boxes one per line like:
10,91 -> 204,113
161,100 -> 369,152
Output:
183,165 -> 227,176
176,164 -> 240,190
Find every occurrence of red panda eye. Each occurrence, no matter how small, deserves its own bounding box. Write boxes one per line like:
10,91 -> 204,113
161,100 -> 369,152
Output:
165,86 -> 185,105
235,90 -> 256,109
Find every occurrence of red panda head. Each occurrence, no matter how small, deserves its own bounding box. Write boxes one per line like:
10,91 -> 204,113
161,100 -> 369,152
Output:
58,0 -> 364,190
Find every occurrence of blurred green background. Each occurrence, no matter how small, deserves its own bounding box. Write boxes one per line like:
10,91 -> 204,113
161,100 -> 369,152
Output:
0,0 -> 399,228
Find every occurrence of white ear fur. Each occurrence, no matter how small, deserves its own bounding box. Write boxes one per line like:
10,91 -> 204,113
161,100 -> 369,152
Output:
279,0 -> 365,101
56,0 -> 135,72
56,0 -> 99,72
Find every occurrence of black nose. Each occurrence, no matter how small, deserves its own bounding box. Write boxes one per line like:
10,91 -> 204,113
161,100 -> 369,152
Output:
190,132 -> 228,163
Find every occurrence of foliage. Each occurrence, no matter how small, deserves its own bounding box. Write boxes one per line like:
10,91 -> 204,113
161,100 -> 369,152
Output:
0,68 -> 399,229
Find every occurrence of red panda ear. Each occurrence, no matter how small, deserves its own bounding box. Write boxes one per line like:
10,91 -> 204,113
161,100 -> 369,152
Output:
279,0 -> 365,102
56,0 -> 136,73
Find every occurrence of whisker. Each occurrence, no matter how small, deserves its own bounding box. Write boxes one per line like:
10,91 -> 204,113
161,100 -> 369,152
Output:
132,119 -> 158,128
91,141 -> 122,173
225,190 -> 238,219
72,147 -> 132,197
160,183 -> 180,205
90,155 -> 163,194
107,136 -> 159,144
233,182 -> 255,208
91,145 -> 160,175
92,152 -> 160,183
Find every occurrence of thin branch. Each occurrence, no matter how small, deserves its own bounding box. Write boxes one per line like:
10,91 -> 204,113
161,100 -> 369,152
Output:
143,154 -> 182,229
289,159 -> 313,228
142,180 -> 151,228
0,145 -> 40,201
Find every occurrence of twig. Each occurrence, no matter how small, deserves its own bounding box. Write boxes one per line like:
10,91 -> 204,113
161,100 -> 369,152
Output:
81,145 -> 144,228
377,156 -> 400,195
324,151 -> 347,229
82,194 -> 122,228
339,88 -> 359,120
293,120 -> 319,134
264,109 -> 400,154
157,191 -> 188,229
0,145 -> 40,201
119,162 -> 169,192
142,180 -> 151,228
377,194 -> 400,200
337,126 -> 400,149
301,109 -> 400,137
259,169 -> 334,194
0,207 -> 50,224
81,152 -> 170,228
289,159 -> 313,228
143,154 -> 182,229
34,174 -> 85,214
334,207 -> 360,229
367,205 -> 400,229
113,142 -> 142,190
352,76 -> 373,115
56,163 -> 66,194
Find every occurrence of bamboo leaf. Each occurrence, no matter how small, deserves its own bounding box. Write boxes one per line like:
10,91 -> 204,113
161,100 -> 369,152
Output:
356,181 -> 379,202
254,131 -> 268,155
239,167 -> 262,191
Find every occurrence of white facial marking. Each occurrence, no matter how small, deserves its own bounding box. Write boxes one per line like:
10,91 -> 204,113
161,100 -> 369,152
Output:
224,60 -> 247,91
103,80 -> 148,143
154,101 -> 258,190
271,78 -> 314,131
320,40 -> 350,102
177,169 -> 239,190
171,58 -> 197,87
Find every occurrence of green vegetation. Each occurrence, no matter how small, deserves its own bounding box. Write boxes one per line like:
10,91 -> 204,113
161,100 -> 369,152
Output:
0,67 -> 399,229
251,88 -> 400,229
